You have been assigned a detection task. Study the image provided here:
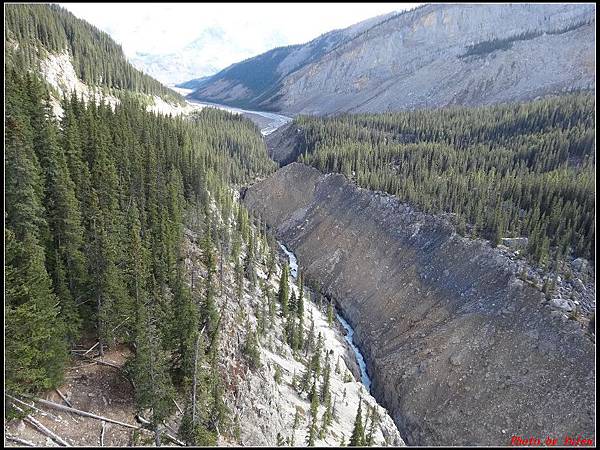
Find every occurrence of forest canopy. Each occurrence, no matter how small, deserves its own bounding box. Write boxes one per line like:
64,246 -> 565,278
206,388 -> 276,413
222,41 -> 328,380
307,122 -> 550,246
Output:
297,93 -> 595,264
5,3 -> 184,104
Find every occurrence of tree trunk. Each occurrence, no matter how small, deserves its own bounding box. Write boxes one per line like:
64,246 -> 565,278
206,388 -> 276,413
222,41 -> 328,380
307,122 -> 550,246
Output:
28,397 -> 139,429
191,330 -> 200,426
97,294 -> 104,357
154,424 -> 161,447
100,420 -> 106,446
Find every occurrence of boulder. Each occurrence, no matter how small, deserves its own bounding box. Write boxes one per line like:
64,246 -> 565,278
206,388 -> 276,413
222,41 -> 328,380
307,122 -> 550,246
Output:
501,237 -> 529,250
572,258 -> 589,272
550,298 -> 573,312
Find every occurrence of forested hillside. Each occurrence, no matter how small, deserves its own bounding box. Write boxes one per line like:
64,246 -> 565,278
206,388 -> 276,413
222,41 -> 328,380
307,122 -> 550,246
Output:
5,64 -> 277,442
5,4 -> 184,105
296,93 -> 595,263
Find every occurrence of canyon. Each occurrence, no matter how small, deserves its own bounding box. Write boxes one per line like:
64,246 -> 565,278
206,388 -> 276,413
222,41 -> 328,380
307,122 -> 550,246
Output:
242,162 -> 596,446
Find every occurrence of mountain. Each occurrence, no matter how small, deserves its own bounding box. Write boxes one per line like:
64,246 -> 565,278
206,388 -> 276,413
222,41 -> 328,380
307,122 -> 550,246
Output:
4,3 -> 188,116
186,3 -> 595,114
129,27 -> 230,86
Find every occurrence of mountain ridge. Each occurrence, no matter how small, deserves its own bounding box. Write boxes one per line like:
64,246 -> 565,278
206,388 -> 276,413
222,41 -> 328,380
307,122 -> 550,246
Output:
186,3 -> 595,114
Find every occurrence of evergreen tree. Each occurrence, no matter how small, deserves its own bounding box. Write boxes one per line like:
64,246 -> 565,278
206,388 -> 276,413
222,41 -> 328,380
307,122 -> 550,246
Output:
201,232 -> 220,341
242,328 -> 261,370
349,399 -> 365,446
278,263 -> 290,318
306,380 -> 319,447
128,299 -> 175,446
5,229 -> 68,394
178,331 -> 217,446
365,404 -> 380,446
327,301 -> 334,326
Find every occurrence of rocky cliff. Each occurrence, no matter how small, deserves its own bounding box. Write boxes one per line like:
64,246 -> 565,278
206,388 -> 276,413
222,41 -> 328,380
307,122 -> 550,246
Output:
242,163 -> 596,446
188,3 -> 595,115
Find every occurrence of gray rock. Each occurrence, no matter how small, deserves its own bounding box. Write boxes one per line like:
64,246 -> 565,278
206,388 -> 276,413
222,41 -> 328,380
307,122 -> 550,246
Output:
189,4 -> 595,116
450,353 -> 463,366
572,258 -> 589,272
501,237 -> 529,250
573,278 -> 586,292
550,298 -> 574,312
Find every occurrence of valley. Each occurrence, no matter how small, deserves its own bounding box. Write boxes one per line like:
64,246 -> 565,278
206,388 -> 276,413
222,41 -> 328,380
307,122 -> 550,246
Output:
172,86 -> 292,136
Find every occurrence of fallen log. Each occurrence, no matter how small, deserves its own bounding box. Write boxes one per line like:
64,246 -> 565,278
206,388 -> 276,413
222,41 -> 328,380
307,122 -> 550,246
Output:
94,359 -> 122,370
82,341 -> 99,357
6,394 -> 58,419
12,405 -> 71,447
163,431 -> 186,447
5,435 -> 37,447
56,388 -> 72,408
29,397 -> 140,430
172,398 -> 183,414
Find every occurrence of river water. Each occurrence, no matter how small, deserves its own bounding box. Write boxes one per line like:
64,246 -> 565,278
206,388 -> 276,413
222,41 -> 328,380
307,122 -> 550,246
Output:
173,87 -> 293,136
278,241 -> 372,392
278,242 -> 298,278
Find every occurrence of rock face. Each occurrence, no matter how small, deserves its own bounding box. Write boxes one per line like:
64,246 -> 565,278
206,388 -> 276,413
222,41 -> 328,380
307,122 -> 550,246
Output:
242,163 -> 596,446
188,3 -> 595,115
264,123 -> 307,166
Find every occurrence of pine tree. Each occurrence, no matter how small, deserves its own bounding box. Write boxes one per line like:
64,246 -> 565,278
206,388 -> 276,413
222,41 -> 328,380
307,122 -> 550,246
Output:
5,229 -> 68,394
244,230 -> 257,287
349,399 -> 365,446
290,408 -> 302,446
201,232 -> 220,341
278,263 -> 290,318
266,247 -> 276,281
128,299 -> 175,446
178,331 -> 217,446
320,352 -> 332,403
306,380 -> 319,447
327,301 -> 334,326
87,189 -> 129,355
296,288 -> 305,351
365,404 -> 379,446
242,328 -> 261,370
39,111 -> 88,330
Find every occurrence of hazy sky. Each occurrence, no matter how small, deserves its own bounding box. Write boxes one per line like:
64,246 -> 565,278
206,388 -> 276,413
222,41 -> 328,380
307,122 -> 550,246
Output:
60,3 -> 420,59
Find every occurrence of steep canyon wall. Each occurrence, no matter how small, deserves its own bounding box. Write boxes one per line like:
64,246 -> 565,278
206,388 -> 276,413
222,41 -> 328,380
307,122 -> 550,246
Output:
243,163 -> 595,446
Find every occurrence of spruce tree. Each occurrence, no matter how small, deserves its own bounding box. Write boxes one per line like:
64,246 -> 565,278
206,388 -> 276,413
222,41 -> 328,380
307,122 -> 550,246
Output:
365,404 -> 379,446
128,299 -> 175,445
349,399 -> 365,446
242,327 -> 261,370
201,232 -> 220,341
278,263 -> 290,318
5,229 -> 68,394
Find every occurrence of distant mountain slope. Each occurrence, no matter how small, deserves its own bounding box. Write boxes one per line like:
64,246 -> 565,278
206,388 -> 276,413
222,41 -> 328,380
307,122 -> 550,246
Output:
184,11 -> 400,110
187,4 -> 595,114
5,4 -> 185,109
130,27 -> 231,86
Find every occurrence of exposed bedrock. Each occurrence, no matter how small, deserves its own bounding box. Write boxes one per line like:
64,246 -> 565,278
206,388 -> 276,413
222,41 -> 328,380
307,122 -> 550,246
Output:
242,162 -> 595,446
